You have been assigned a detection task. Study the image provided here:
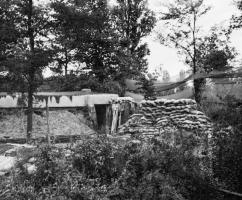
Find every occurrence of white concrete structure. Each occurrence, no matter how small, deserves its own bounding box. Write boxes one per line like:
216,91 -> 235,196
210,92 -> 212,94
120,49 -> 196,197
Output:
0,92 -> 119,108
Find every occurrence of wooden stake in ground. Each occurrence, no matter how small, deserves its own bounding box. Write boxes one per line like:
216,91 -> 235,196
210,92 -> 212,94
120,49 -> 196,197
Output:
105,105 -> 112,134
45,97 -> 50,145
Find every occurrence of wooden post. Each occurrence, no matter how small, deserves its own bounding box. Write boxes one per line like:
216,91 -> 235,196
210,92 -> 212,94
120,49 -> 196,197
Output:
88,105 -> 98,130
105,105 -> 112,134
46,97 -> 50,145
111,104 -> 119,134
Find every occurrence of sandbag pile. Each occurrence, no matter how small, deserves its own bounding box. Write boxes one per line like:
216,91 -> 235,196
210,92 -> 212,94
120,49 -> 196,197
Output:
118,99 -> 213,137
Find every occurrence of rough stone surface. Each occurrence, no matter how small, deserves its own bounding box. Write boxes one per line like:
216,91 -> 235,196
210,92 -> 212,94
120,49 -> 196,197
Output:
0,143 -> 35,175
118,99 -> 213,138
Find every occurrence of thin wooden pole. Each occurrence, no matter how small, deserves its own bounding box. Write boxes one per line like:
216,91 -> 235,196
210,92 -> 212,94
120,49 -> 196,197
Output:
46,97 -> 50,145
217,188 -> 242,198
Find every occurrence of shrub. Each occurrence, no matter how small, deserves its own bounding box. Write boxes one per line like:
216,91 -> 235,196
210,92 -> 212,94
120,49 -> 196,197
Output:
72,136 -> 124,185
202,95 -> 242,193
107,138 -> 217,200
0,135 -> 220,200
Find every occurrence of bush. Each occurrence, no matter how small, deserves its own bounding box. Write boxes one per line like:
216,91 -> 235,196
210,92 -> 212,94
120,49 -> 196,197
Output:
202,95 -> 242,193
107,138 -> 217,200
0,135 -> 219,200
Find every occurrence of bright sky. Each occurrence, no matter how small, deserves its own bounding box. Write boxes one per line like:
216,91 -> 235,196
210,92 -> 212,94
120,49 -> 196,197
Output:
40,0 -> 242,79
146,0 -> 242,79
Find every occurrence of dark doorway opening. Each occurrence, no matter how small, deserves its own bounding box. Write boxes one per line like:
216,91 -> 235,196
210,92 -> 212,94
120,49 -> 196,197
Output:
95,104 -> 107,130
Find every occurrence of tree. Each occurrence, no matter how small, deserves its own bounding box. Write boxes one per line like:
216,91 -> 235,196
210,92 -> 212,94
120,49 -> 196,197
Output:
50,0 -> 156,96
162,69 -> 170,82
50,30 -> 77,76
1,0 -> 52,141
0,0 -> 22,92
0,1 -> 19,65
50,0 -> 89,77
51,0 -> 122,84
152,65 -> 163,80
197,28 -> 235,73
230,0 -> 242,31
112,0 -> 156,84
159,0 -> 211,103
138,74 -> 156,100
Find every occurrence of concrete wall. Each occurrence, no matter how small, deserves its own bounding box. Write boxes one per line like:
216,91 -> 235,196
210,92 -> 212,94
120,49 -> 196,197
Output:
0,93 -> 119,108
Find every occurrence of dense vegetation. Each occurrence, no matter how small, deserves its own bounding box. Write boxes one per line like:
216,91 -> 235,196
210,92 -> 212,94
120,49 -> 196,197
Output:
202,96 -> 242,195
0,135 -> 221,200
1,96 -> 242,199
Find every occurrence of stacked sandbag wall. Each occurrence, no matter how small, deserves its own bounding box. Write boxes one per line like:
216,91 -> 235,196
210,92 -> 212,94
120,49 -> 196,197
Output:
118,99 -> 213,138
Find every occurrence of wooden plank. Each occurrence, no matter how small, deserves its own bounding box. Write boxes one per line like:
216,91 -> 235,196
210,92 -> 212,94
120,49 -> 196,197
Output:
46,98 -> 50,145
0,135 -> 93,144
105,105 -> 112,134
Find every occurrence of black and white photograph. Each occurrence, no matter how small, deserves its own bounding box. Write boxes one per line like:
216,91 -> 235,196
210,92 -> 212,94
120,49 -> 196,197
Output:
0,0 -> 242,199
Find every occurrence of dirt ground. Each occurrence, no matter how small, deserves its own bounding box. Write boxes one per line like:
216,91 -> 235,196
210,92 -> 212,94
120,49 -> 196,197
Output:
0,110 -> 95,139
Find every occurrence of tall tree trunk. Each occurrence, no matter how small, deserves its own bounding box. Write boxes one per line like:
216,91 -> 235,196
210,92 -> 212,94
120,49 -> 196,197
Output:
194,79 -> 204,104
64,48 -> 68,76
27,78 -> 34,141
192,9 -> 203,104
120,77 -> 126,97
26,0 -> 35,142
64,63 -> 68,76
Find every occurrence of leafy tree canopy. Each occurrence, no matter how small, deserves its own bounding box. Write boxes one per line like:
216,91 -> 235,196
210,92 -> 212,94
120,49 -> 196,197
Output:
230,0 -> 242,30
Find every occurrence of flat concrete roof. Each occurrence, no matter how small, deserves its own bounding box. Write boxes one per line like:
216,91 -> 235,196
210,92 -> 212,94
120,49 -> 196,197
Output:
0,92 -> 119,108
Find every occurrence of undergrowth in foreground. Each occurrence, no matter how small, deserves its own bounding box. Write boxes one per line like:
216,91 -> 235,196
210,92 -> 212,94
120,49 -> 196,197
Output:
0,134 -> 222,200
202,95 -> 242,194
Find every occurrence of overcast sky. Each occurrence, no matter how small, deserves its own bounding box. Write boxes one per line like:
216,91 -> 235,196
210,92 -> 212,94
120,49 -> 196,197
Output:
41,0 -> 242,78
146,0 -> 242,79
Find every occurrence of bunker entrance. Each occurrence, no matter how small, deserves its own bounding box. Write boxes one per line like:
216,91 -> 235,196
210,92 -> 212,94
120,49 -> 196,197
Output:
95,104 -> 107,130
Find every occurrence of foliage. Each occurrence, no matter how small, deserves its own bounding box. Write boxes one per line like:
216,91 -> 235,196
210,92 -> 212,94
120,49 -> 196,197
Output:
230,0 -> 242,31
0,0 -> 19,64
43,74 -> 123,95
1,0 -> 52,87
202,96 -> 242,193
72,137 -> 125,186
112,0 -> 156,80
0,0 -> 53,140
50,0 -> 117,82
48,0 -> 80,76
50,0 -> 156,95
158,0 -> 235,103
0,134 -> 220,200
158,0 -> 211,103
137,74 -> 157,100
197,28 -> 236,73
107,138 -> 217,200
0,0 -> 25,92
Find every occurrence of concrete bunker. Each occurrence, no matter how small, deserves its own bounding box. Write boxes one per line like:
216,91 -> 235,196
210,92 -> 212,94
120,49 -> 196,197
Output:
0,92 -> 137,141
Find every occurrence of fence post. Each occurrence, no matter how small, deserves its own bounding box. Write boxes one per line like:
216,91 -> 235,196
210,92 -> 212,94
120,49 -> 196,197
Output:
46,97 -> 50,145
